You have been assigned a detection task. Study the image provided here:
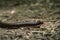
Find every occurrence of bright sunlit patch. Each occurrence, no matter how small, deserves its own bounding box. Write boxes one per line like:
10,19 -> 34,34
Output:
10,10 -> 15,14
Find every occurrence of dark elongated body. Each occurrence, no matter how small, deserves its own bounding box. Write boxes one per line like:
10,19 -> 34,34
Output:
0,20 -> 43,29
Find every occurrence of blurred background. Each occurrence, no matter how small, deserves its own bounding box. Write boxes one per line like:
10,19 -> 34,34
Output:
0,0 -> 60,40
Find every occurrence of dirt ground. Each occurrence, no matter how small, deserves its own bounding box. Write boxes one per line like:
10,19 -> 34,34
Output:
0,0 -> 60,40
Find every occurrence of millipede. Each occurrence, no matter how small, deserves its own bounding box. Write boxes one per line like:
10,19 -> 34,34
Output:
0,20 -> 43,29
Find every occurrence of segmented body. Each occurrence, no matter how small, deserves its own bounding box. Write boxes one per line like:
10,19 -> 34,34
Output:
0,20 -> 43,29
